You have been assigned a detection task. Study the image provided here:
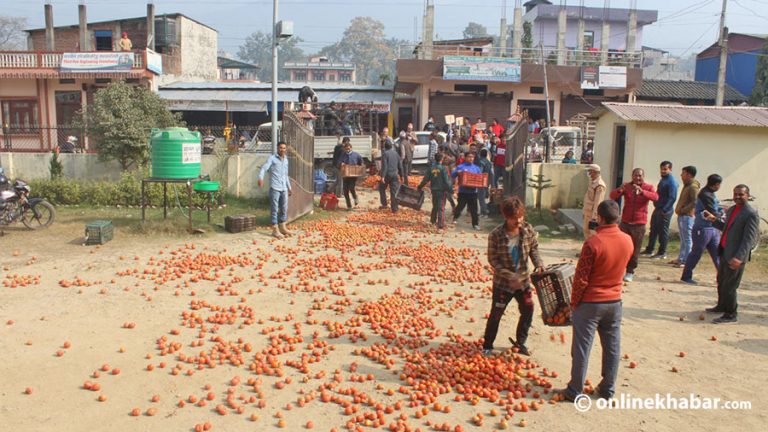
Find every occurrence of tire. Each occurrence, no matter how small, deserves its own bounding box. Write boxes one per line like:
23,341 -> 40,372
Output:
22,200 -> 55,230
318,160 -> 337,184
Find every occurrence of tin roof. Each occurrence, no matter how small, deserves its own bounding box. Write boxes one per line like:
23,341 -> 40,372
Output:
590,102 -> 768,128
635,80 -> 748,103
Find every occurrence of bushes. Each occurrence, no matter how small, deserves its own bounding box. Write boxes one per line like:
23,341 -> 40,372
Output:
29,173 -> 218,208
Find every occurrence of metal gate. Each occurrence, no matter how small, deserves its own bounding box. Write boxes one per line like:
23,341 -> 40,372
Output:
504,117 -> 529,202
281,110 -> 315,222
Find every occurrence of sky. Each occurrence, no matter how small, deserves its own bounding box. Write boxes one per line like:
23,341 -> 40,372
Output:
3,0 -> 768,58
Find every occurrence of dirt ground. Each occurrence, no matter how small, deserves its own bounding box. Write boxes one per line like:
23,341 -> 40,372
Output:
1,189 -> 765,432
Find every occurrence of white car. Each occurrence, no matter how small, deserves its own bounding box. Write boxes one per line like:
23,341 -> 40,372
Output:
412,131 -> 447,165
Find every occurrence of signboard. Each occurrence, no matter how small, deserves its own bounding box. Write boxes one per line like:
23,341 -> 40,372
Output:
443,56 -> 521,82
60,52 -> 135,72
181,143 -> 201,164
444,114 -> 455,125
580,65 -> 627,89
598,66 -> 627,89
580,66 -> 599,90
146,49 -> 163,75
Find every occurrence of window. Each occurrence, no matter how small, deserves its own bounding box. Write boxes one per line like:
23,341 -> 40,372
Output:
95,78 -> 112,84
339,72 -> 352,82
312,71 -> 325,81
530,86 -> 544,94
1,100 -> 40,133
294,71 -> 307,81
327,74 -> 336,81
95,30 -> 113,51
59,79 -> 76,84
583,31 -> 594,49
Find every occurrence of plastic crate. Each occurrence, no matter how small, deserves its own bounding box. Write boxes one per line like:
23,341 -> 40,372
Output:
341,164 -> 366,178
457,171 -> 488,188
395,185 -> 425,211
319,193 -> 338,210
225,214 -> 257,233
531,263 -> 575,326
85,220 -> 113,245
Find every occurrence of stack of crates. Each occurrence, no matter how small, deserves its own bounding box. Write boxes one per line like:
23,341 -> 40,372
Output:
225,214 -> 257,233
85,220 -> 114,245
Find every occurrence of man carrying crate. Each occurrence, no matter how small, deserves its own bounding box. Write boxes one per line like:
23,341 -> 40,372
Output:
339,138 -> 363,210
418,152 -> 452,230
558,200 -> 633,402
482,196 -> 544,357
451,151 -> 483,230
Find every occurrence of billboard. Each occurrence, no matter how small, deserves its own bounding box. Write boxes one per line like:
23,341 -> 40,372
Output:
60,52 -> 134,72
443,56 -> 521,82
580,65 -> 627,89
146,49 -> 163,75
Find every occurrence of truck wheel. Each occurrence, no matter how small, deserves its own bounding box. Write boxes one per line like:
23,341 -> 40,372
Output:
318,160 -> 337,184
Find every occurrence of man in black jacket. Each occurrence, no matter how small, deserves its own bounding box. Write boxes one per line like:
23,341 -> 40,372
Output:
703,185 -> 760,323
379,141 -> 404,213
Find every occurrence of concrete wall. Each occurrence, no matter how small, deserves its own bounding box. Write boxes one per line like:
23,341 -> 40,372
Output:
532,19 -> 643,51
594,115 -> 768,227
179,16 -> 217,81
0,153 -> 271,199
525,162 -> 589,209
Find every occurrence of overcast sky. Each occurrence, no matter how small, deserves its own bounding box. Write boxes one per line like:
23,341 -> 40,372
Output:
4,0 -> 767,57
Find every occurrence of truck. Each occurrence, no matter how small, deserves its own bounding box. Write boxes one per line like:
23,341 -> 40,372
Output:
314,134 -> 375,183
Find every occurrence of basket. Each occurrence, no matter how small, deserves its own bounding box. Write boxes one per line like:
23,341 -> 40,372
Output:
341,164 -> 366,178
225,214 -> 257,233
457,171 -> 488,188
319,193 -> 339,211
395,185 -> 425,211
531,263 -> 575,326
85,220 -> 113,245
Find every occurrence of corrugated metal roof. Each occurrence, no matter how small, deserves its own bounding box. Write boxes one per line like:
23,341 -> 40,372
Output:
591,102 -> 768,127
160,81 -> 392,92
635,80 -> 747,103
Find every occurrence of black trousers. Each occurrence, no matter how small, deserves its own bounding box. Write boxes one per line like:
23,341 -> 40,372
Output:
716,255 -> 744,316
342,177 -> 358,208
430,190 -> 448,228
644,209 -> 673,255
483,285 -> 535,349
453,192 -> 479,226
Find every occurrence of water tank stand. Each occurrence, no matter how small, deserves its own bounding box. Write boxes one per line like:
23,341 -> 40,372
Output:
140,177 -> 196,233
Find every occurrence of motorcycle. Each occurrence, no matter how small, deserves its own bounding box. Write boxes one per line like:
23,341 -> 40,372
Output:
0,167 -> 56,230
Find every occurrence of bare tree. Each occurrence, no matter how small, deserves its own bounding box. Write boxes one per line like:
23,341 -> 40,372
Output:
0,15 -> 28,50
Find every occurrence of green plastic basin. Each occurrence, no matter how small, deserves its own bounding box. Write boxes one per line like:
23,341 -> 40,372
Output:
194,181 -> 220,192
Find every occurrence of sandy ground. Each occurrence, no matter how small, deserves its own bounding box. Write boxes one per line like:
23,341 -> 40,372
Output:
1,189 -> 766,432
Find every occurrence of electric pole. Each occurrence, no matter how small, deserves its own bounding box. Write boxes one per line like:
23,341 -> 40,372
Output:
715,0 -> 728,106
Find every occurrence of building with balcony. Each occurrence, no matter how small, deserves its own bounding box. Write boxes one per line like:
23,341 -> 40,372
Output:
218,56 -> 260,81
284,57 -> 356,85
0,5 -> 217,152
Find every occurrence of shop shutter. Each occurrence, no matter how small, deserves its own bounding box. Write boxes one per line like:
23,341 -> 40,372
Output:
428,94 -> 483,128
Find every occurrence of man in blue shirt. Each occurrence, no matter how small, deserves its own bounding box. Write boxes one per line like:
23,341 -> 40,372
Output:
642,161 -> 679,259
258,141 -> 293,239
451,151 -> 483,230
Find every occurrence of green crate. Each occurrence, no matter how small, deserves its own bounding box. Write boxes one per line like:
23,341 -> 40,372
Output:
85,220 -> 113,245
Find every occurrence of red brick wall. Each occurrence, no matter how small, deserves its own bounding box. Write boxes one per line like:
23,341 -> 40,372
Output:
27,18 -> 149,52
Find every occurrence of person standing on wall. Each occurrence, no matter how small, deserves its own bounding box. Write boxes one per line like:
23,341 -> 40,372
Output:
671,166 -> 700,268
609,168 -> 659,283
703,185 -> 760,324
641,161 -> 678,260
558,200 -> 633,402
582,164 -> 606,239
119,32 -> 132,51
339,138 -> 363,211
681,174 -> 723,284
258,141 -> 293,239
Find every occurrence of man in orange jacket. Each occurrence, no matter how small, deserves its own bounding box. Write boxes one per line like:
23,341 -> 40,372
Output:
558,200 -> 633,402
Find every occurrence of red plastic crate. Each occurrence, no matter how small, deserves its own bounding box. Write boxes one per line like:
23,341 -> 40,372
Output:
457,171 -> 488,188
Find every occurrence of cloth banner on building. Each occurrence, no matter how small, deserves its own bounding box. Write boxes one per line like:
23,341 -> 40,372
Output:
146,49 -> 162,75
598,66 -> 627,89
443,56 -> 521,82
580,66 -> 599,89
60,52 -> 134,72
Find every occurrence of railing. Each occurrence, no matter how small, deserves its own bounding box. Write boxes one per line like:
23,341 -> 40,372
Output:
397,45 -> 643,68
0,51 -> 145,69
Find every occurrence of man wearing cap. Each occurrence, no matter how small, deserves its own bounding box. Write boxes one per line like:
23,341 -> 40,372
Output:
582,164 -> 606,239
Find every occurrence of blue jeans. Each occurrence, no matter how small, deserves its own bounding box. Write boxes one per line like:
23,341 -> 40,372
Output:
644,209 -> 673,255
269,188 -> 288,225
677,215 -> 694,263
681,227 -> 721,281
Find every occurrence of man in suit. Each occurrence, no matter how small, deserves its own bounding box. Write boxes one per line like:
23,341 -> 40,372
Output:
703,184 -> 760,324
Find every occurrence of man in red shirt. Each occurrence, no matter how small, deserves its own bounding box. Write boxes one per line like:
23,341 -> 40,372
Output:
558,200 -> 633,402
609,168 -> 659,282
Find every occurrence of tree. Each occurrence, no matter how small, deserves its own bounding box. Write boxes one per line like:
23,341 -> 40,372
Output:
462,22 -> 489,39
750,38 -> 768,106
0,15 -> 27,50
318,17 -> 396,85
521,21 -> 535,62
75,82 -> 182,170
237,31 -> 305,82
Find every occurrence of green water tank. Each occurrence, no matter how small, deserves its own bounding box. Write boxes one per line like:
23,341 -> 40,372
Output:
150,128 -> 202,179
